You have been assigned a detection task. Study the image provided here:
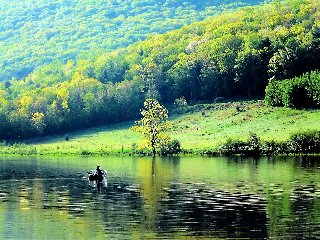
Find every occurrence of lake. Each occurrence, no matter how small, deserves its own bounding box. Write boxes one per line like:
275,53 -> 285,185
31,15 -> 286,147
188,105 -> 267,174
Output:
0,155 -> 319,239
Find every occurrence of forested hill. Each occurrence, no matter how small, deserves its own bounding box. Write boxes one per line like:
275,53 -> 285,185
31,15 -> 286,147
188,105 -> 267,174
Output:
0,0 -> 319,140
0,0 -> 264,81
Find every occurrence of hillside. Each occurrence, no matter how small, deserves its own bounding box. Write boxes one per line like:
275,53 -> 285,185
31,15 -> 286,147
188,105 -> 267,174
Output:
0,0 -> 264,81
2,101 -> 320,155
0,0 -> 319,141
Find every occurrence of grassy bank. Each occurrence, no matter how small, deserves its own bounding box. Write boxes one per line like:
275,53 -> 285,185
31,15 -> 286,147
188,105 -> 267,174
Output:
1,101 -> 320,156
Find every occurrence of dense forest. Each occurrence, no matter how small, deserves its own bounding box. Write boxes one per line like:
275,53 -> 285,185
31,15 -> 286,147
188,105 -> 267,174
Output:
0,0 -> 264,81
0,0 -> 319,140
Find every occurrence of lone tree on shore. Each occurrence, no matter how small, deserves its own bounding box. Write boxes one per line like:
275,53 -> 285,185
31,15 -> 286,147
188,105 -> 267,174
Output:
132,98 -> 171,156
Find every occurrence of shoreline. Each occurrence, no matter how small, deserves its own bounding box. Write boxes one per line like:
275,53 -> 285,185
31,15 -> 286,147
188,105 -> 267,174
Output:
1,101 -> 319,158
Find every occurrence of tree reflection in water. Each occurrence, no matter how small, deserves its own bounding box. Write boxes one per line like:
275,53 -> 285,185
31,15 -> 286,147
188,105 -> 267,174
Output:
0,156 -> 319,239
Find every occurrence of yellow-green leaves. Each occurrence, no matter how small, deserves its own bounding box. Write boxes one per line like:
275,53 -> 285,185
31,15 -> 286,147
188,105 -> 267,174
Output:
132,98 -> 171,156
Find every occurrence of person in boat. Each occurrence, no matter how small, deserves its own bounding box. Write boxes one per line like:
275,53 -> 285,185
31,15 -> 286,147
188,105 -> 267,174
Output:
87,166 -> 107,189
96,165 -> 103,182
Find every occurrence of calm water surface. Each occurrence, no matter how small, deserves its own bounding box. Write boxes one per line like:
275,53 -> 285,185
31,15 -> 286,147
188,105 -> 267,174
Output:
0,155 -> 319,239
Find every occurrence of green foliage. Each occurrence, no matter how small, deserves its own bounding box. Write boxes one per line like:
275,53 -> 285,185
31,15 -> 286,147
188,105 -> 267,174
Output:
260,140 -> 280,156
265,71 -> 320,108
264,80 -> 284,107
173,97 -> 188,113
289,131 -> 320,154
1,0 -> 320,140
160,139 -> 181,156
220,133 -> 261,156
247,133 -> 262,156
0,0 -> 264,81
268,47 -> 298,81
220,138 -> 247,156
132,98 -> 171,156
1,101 -> 320,156
220,131 -> 320,156
174,97 -> 188,108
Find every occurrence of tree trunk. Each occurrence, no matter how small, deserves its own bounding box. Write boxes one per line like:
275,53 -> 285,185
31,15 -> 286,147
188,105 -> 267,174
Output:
152,146 -> 156,157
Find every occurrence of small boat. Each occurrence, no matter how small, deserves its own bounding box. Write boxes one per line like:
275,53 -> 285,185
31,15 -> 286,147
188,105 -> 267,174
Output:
87,167 -> 107,188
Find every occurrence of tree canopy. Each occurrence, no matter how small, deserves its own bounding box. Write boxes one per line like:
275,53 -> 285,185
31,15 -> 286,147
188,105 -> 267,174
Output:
132,98 -> 171,156
0,0 -> 264,81
0,0 -> 319,140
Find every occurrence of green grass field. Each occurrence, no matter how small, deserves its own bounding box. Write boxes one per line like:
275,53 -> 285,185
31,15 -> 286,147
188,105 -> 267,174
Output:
1,101 -> 320,155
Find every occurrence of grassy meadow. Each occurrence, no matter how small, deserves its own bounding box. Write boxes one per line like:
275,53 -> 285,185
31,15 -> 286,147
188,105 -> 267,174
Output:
1,101 -> 320,156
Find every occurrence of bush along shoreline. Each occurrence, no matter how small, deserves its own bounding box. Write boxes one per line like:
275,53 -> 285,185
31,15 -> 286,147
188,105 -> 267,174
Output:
1,131 -> 320,157
217,131 -> 320,157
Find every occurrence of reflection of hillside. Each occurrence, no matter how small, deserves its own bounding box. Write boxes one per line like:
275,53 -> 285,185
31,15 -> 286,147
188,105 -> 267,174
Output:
0,176 -> 146,239
157,183 -> 268,238
0,156 -> 320,238
3,176 -> 268,238
266,183 -> 320,239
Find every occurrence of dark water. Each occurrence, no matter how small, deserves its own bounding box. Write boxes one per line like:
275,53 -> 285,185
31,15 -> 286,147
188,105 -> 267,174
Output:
0,156 -> 320,239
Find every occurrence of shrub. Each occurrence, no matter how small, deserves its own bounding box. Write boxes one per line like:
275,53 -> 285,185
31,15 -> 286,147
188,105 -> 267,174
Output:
173,97 -> 188,114
160,139 -> 181,156
220,138 -> 247,156
220,134 -> 262,156
265,71 -> 320,109
220,131 -> 320,156
277,141 -> 291,155
247,133 -> 261,156
174,97 -> 187,108
261,140 -> 278,156
265,80 -> 284,107
282,75 -> 315,108
289,131 -> 320,154
309,71 -> 320,106
80,149 -> 91,155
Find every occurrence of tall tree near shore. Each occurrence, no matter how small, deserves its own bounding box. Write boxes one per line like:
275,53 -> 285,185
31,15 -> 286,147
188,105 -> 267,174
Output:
132,98 -> 171,156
